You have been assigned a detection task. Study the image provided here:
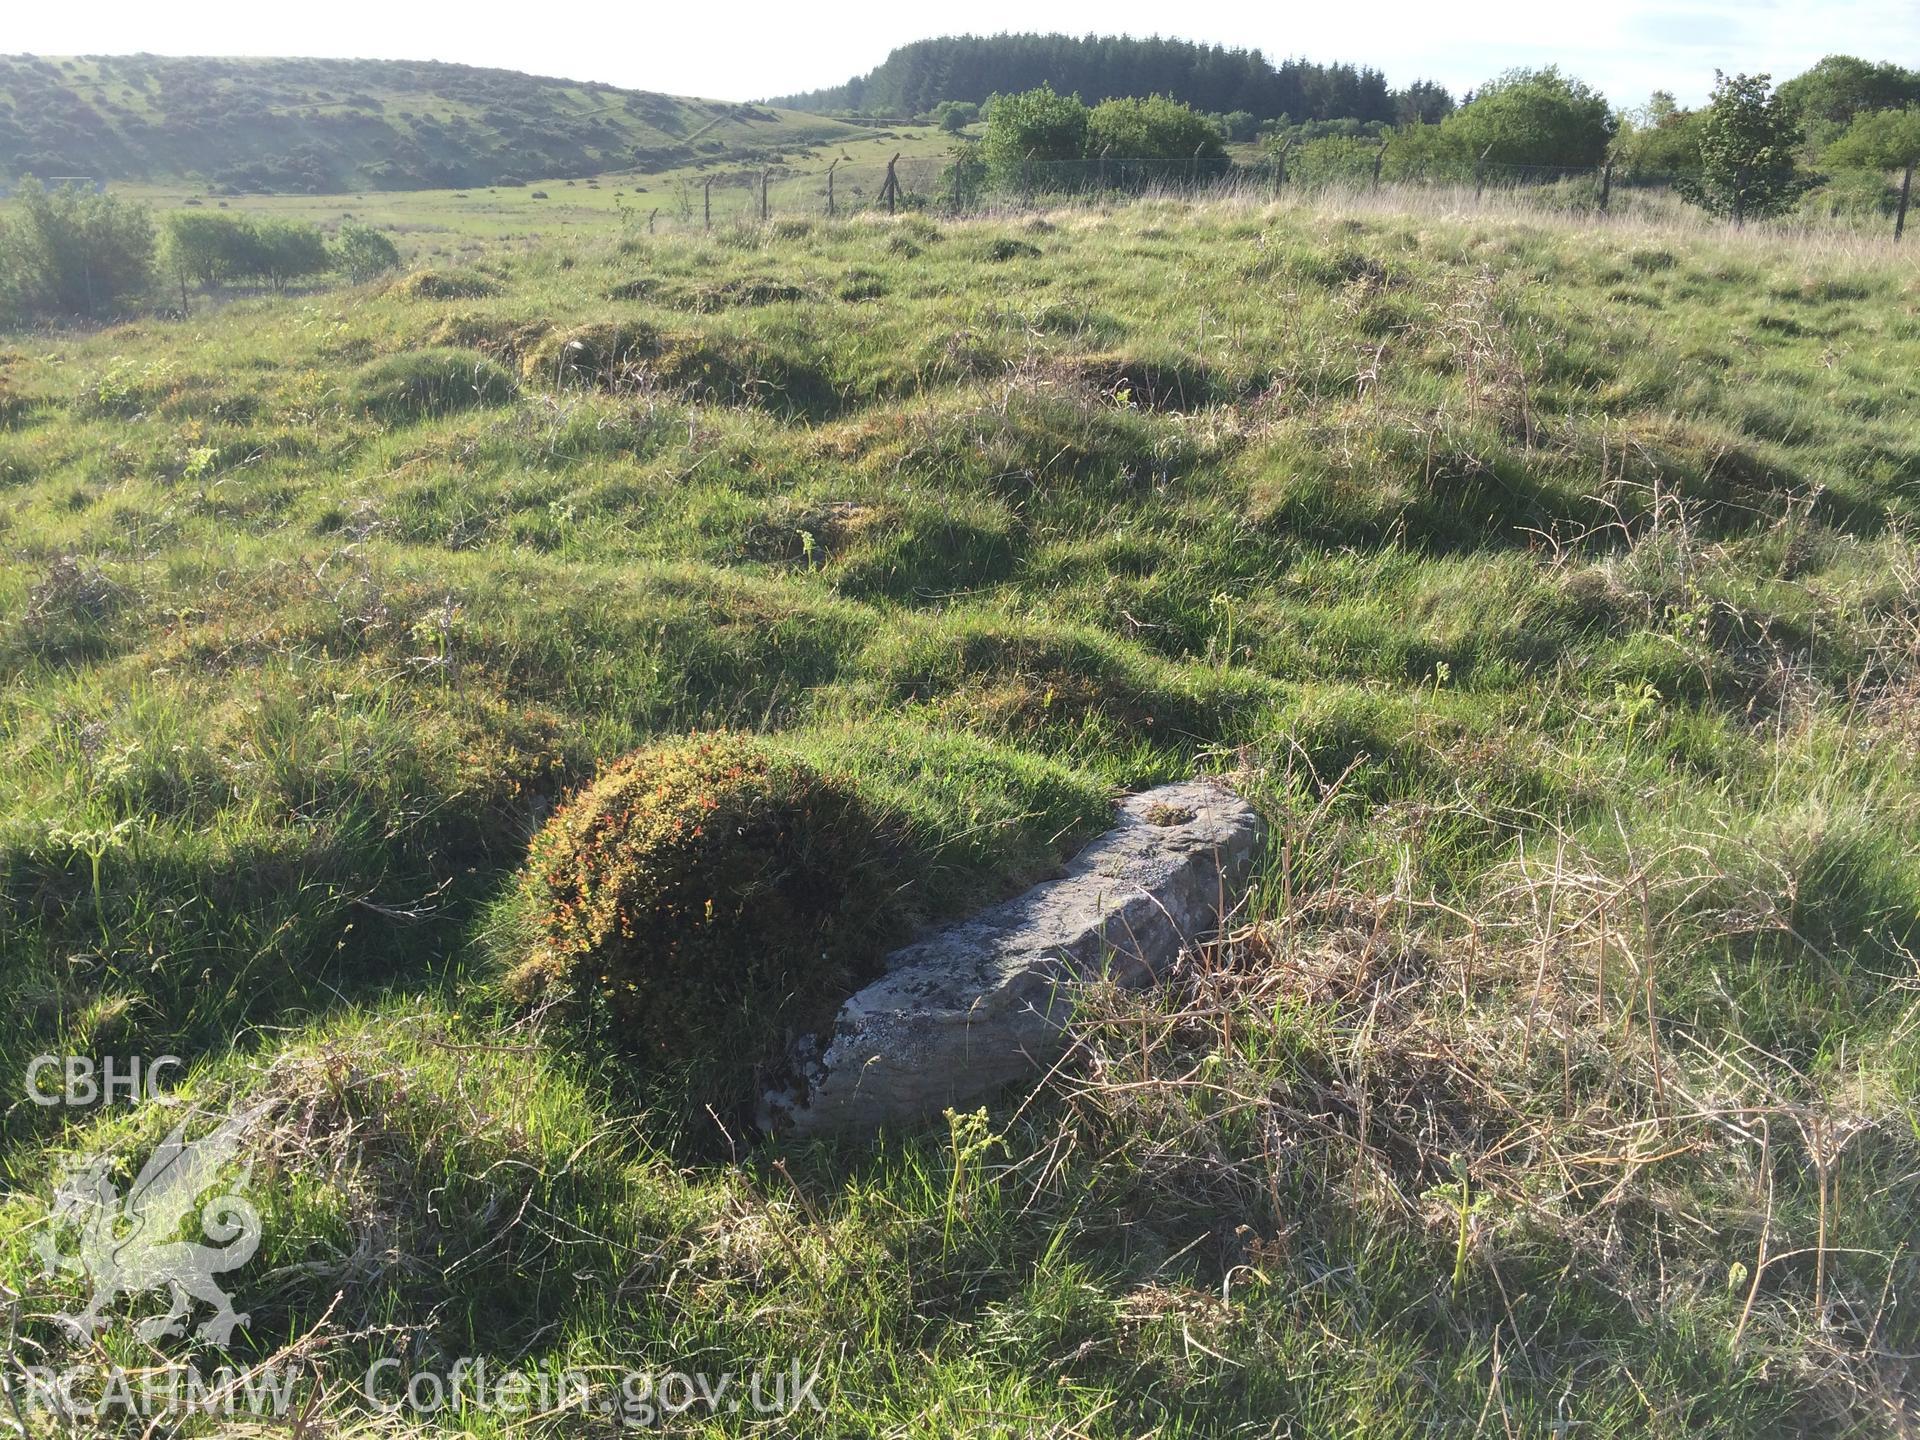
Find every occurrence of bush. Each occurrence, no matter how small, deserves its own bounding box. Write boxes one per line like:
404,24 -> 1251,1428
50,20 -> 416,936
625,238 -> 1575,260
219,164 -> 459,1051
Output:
237,217 -> 331,289
504,734 -> 910,1115
160,211 -> 330,292
162,210 -> 238,288
933,100 -> 980,133
983,83 -> 1089,183
1444,66 -> 1615,169
0,180 -> 155,320
333,222 -> 401,282
348,347 -> 516,420
1087,95 -> 1226,160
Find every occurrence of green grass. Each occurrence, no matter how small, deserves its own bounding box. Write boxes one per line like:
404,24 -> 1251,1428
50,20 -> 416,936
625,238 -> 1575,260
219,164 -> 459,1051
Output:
1,191 -> 1918,1434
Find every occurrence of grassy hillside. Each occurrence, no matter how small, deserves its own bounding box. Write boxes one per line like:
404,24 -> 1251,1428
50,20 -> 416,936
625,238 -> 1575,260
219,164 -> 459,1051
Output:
0,53 -> 876,192
1,196 -> 1918,1433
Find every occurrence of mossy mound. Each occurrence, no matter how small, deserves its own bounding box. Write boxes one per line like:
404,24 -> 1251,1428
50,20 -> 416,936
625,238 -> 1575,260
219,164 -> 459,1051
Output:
391,268 -> 501,300
0,379 -> 37,429
505,733 -> 908,1113
521,322 -> 659,388
348,347 -> 517,421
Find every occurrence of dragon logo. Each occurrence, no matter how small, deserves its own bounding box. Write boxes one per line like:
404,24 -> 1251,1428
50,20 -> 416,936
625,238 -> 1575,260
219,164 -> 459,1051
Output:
33,1105 -> 265,1346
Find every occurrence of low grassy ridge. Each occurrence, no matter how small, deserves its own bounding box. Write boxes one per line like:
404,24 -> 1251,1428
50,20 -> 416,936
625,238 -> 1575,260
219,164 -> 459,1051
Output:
0,53 -> 888,192
1,196 -> 1919,1433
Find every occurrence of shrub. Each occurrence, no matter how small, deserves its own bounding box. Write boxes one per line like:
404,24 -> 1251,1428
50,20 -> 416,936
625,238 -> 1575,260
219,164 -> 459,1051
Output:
933,100 -> 980,133
983,84 -> 1089,183
1444,66 -> 1616,169
237,218 -> 331,289
504,734 -> 909,1114
161,211 -> 331,292
348,347 -> 516,420
0,180 -> 155,320
333,222 -> 401,282
162,210 -> 238,288
1087,95 -> 1226,160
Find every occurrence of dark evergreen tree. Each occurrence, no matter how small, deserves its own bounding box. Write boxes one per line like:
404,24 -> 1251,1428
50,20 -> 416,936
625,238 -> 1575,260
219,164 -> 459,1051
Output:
771,33 -> 1410,125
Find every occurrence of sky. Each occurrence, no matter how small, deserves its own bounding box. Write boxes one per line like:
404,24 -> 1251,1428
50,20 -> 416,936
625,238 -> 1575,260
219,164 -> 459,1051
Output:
7,0 -> 1917,110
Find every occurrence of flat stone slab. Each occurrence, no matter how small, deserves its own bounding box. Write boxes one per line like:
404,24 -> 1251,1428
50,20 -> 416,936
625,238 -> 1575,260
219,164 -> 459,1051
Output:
761,780 -> 1264,1136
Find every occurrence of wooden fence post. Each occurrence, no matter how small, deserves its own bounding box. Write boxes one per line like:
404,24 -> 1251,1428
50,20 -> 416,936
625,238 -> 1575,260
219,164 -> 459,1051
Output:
1098,143 -> 1110,193
648,207 -> 657,234
760,169 -> 770,222
703,177 -> 711,231
1897,163 -> 1914,243
1023,149 -> 1034,207
826,159 -> 838,218
1372,140 -> 1389,189
883,153 -> 901,214
1599,162 -> 1613,215
1474,145 -> 1493,202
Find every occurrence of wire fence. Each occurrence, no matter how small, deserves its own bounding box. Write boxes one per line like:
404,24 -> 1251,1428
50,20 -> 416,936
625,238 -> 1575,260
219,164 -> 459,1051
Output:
617,153 -> 1915,241
629,155 -> 1666,231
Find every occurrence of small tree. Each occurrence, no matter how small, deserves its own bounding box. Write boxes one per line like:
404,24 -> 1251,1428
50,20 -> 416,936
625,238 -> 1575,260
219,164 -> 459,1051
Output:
932,100 -> 979,134
1219,109 -> 1261,143
1683,72 -> 1807,224
982,85 -> 1089,186
0,181 -> 156,320
162,211 -> 234,307
1445,67 -> 1615,170
333,223 -> 402,282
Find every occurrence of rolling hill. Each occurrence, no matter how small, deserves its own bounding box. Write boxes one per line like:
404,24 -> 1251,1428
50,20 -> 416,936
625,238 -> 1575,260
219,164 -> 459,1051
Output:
0,53 -> 873,193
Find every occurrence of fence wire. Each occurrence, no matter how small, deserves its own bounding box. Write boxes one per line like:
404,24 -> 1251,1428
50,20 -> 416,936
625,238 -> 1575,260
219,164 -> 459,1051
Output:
620,155 -> 1723,232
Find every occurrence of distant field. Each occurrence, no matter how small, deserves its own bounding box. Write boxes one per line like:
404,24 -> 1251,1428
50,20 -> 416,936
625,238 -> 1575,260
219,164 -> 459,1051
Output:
108,125 -> 960,262
2,192 -> 1919,1434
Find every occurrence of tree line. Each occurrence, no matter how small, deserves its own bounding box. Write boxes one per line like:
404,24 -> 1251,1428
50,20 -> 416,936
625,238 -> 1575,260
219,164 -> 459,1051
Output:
1266,58 -> 1920,225
962,57 -> 1920,232
770,33 -> 1428,127
0,182 -> 401,323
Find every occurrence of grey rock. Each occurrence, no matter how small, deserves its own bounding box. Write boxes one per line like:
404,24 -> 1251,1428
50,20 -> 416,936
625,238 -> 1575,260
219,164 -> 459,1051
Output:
761,780 -> 1264,1136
